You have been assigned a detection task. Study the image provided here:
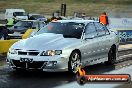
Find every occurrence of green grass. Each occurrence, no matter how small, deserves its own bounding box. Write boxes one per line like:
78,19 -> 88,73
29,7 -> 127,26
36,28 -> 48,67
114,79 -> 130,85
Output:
0,0 -> 132,17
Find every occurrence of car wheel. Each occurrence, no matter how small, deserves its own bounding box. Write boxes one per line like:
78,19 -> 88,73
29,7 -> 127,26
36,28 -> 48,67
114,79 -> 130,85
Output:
107,46 -> 116,64
68,51 -> 81,74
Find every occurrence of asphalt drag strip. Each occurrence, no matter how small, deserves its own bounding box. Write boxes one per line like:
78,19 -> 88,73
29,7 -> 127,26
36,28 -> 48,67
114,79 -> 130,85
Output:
0,49 -> 132,88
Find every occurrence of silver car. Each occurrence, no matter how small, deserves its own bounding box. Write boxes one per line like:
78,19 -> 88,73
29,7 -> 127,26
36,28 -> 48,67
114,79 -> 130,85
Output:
7,20 -> 119,73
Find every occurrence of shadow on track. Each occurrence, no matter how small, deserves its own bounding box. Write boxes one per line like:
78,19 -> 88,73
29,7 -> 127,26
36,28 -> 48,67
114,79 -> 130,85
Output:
5,63 -> 115,88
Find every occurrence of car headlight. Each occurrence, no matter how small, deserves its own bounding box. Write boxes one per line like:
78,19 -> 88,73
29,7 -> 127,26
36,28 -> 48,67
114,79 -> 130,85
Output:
41,50 -> 62,56
9,48 -> 17,54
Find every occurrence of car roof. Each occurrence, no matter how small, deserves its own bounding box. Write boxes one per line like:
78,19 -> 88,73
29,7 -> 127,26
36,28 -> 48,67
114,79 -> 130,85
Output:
56,20 -> 98,24
29,14 -> 43,16
6,9 -> 25,12
20,20 -> 38,22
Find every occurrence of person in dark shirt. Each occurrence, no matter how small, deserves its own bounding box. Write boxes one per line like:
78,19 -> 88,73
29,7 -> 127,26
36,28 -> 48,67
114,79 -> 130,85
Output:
0,25 -> 9,40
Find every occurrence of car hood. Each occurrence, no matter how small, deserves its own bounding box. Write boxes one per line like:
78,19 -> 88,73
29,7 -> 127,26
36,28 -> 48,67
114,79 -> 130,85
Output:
12,33 -> 81,50
11,26 -> 27,32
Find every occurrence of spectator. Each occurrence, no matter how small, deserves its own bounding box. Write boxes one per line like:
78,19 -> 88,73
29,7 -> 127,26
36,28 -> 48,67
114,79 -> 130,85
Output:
81,13 -> 86,19
0,25 -> 8,40
7,18 -> 15,27
0,26 -> 3,39
99,12 -> 109,26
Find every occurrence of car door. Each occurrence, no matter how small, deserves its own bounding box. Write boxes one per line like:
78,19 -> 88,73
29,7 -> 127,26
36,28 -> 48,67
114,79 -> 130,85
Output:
94,22 -> 111,59
81,22 -> 99,65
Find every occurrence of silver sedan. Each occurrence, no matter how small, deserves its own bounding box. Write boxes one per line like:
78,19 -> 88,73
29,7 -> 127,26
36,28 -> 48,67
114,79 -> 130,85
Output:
7,20 -> 119,73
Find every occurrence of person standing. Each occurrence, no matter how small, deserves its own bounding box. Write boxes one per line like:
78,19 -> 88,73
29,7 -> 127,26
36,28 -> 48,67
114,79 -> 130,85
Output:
99,12 -> 109,26
6,18 -> 15,27
0,25 -> 8,40
0,25 -> 3,39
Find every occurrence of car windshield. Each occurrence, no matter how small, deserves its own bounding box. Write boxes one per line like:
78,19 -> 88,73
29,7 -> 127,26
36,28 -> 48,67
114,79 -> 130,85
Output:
32,15 -> 44,18
36,22 -> 84,39
14,21 -> 33,27
14,12 -> 26,16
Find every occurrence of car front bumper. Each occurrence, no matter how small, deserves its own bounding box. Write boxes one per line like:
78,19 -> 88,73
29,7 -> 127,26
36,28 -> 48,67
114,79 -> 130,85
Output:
7,54 -> 69,72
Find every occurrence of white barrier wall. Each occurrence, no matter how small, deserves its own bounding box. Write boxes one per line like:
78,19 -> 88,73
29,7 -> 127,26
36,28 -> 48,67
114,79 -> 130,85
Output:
108,18 -> 132,43
109,18 -> 132,30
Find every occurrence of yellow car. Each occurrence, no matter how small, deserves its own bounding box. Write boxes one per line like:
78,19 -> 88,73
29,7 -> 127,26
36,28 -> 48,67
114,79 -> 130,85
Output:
0,20 -> 45,55
0,29 -> 33,55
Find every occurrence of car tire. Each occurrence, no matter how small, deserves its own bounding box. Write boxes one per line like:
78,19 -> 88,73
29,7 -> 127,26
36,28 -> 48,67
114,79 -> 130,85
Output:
68,51 -> 81,74
107,46 -> 116,64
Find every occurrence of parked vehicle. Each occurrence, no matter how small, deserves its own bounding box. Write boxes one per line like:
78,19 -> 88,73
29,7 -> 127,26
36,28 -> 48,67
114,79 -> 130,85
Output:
0,29 -> 33,54
9,20 -> 45,39
7,20 -> 119,73
5,9 -> 28,21
0,24 -> 8,40
0,20 -> 45,54
28,14 -> 47,21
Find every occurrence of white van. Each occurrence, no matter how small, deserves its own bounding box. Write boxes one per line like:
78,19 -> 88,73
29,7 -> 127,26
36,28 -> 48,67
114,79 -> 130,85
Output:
5,9 -> 28,20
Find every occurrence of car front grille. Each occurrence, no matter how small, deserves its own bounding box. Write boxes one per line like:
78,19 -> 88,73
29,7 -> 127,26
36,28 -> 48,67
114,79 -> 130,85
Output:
29,52 -> 39,56
28,62 -> 45,68
11,60 -> 46,69
12,60 -> 25,68
18,51 -> 39,56
18,51 -> 27,55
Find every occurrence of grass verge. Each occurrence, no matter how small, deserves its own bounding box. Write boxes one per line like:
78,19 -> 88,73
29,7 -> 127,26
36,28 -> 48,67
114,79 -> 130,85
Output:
0,0 -> 132,17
